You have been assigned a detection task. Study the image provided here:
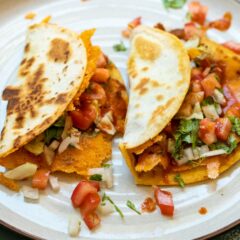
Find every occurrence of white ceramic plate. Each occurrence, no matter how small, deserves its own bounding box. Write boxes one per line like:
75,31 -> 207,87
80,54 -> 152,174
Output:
0,0 -> 240,239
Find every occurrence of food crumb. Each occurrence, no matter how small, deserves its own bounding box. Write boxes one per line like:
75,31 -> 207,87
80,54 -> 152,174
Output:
141,197 -> 156,213
25,12 -> 36,20
41,15 -> 52,24
198,207 -> 208,215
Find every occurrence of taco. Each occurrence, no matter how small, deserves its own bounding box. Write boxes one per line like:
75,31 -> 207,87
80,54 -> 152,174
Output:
120,25 -> 240,185
0,23 -> 127,180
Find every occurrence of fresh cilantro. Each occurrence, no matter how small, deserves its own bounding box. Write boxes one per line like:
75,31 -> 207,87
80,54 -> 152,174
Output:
201,96 -> 214,106
210,134 -> 237,154
53,115 -> 65,127
113,41 -> 127,52
126,200 -> 141,215
90,174 -> 102,181
163,0 -> 187,9
174,173 -> 185,188
44,127 -> 63,144
229,116 -> 240,136
102,163 -> 112,168
102,193 -> 124,218
172,119 -> 199,159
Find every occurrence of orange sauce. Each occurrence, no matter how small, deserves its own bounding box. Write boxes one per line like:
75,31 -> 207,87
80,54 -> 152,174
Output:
198,207 -> 208,215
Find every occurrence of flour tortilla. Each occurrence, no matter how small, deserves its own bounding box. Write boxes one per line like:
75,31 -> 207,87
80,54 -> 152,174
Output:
122,26 -> 191,149
0,23 -> 88,158
120,36 -> 240,185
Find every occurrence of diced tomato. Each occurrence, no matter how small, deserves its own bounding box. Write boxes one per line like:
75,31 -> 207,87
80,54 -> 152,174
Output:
89,181 -> 100,192
71,180 -> 98,208
215,118 -> 232,141
201,73 -> 221,97
222,41 -> 240,54
154,188 -> 174,217
128,16 -> 141,29
81,82 -> 107,106
70,103 -> 97,130
208,12 -> 232,31
225,103 -> 240,118
188,1 -> 208,25
198,118 -> 217,145
83,212 -> 101,230
122,17 -> 141,38
184,22 -> 204,40
80,192 -> 101,217
32,169 -> 50,190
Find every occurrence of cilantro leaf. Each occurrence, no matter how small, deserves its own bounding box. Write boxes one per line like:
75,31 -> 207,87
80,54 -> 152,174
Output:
102,163 -> 112,168
90,174 -> 102,181
102,193 -> 124,218
126,200 -> 141,215
229,116 -> 240,136
172,119 -> 199,159
44,127 -> 63,144
201,96 -> 214,106
53,115 -> 65,127
163,0 -> 187,9
210,134 -> 237,154
174,173 -> 185,188
113,41 -> 127,52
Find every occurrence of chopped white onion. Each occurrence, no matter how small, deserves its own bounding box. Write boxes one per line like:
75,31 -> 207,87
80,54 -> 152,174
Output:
215,103 -> 222,115
22,186 -> 39,201
88,167 -> 113,189
43,145 -> 55,165
184,37 -> 200,49
103,168 -> 113,188
213,89 -> 226,105
183,147 -> 195,161
49,140 -> 60,151
61,116 -> 73,139
176,157 -> 189,166
186,102 -> 204,120
49,176 -> 60,192
200,149 -> 226,158
199,145 -> 210,155
202,105 -> 219,120
97,201 -> 115,216
95,111 -> 116,135
58,135 -> 80,154
68,215 -> 81,237
4,163 -> 37,180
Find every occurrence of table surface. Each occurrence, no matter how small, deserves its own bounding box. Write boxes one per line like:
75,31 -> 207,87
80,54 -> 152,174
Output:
0,223 -> 239,240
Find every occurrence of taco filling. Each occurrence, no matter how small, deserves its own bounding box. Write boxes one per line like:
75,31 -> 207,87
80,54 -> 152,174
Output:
120,25 -> 240,185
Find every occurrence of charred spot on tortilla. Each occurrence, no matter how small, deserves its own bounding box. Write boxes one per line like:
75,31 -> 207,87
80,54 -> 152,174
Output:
141,67 -> 149,71
2,86 -> 21,100
56,93 -> 67,104
24,43 -> 31,53
134,77 -> 149,92
151,80 -> 160,88
48,38 -> 72,63
19,57 -> 35,76
135,36 -> 161,61
156,94 -> 163,101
